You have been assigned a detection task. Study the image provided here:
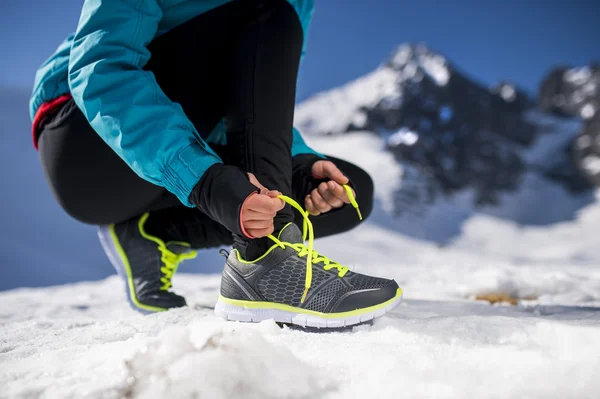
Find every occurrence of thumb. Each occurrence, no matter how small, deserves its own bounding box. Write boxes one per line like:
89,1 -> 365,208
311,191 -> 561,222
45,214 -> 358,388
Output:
266,190 -> 285,211
247,172 -> 268,194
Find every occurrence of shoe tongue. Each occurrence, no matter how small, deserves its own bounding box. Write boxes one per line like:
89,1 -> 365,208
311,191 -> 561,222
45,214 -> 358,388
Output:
277,223 -> 303,244
166,242 -> 193,255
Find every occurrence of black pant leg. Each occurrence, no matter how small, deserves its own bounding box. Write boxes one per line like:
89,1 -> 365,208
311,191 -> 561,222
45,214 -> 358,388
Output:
224,0 -> 304,232
38,98 -> 173,225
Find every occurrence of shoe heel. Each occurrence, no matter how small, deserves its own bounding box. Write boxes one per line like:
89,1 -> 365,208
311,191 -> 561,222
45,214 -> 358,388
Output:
98,226 -> 155,315
98,226 -> 127,280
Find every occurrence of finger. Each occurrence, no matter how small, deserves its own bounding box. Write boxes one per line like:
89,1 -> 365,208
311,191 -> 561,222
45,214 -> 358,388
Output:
248,225 -> 275,238
317,182 -> 345,208
304,195 -> 314,213
243,219 -> 274,229
305,196 -> 321,216
322,162 -> 349,185
310,189 -> 332,213
328,181 -> 352,204
266,190 -> 282,197
245,195 -> 278,216
242,209 -> 275,221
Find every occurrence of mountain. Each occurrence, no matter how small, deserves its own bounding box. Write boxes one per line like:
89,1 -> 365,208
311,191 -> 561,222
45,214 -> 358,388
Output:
295,43 -> 599,243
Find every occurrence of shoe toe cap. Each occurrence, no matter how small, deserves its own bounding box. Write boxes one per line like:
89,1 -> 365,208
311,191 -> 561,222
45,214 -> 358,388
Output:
331,279 -> 400,313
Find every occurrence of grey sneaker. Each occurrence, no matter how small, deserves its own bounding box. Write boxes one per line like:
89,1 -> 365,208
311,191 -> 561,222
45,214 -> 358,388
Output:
215,223 -> 402,328
98,213 -> 197,314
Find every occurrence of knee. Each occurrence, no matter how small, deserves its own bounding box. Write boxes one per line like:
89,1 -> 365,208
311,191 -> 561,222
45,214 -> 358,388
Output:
48,183 -> 112,226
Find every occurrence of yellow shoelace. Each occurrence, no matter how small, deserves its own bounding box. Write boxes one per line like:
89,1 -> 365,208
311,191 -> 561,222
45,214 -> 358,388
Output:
159,247 -> 198,291
267,184 -> 362,303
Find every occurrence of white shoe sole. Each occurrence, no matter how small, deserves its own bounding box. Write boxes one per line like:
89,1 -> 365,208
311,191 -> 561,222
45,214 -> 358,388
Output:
214,289 -> 403,329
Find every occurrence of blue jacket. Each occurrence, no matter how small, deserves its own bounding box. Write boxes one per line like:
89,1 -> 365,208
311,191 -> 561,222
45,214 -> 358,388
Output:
30,0 -> 321,206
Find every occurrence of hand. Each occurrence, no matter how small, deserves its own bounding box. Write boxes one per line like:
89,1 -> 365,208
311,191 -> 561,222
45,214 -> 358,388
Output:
305,160 -> 354,216
241,173 -> 285,238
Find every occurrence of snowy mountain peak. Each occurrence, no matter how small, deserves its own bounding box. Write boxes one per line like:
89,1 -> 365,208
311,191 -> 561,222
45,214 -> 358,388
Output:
295,43 -> 533,138
295,43 -> 456,137
387,43 -> 450,87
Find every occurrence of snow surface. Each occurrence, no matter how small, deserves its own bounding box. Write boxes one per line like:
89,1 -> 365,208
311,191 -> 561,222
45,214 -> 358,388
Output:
3,131 -> 600,398
2,233 -> 600,399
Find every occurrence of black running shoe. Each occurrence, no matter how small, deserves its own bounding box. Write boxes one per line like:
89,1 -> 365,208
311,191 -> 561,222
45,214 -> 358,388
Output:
215,194 -> 402,328
98,213 -> 197,314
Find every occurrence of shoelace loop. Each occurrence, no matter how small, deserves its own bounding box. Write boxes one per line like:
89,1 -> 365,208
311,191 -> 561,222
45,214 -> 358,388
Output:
158,246 -> 197,291
268,184 -> 362,303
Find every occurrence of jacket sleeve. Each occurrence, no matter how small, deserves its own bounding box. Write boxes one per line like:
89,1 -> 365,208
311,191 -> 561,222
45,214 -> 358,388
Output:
68,0 -> 221,207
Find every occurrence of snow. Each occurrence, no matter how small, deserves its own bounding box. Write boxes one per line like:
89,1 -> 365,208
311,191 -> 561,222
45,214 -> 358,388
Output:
416,52 -> 450,86
387,127 -> 419,147
3,242 -> 600,398
581,155 -> 600,176
564,67 -> 592,84
500,85 -> 516,102
581,103 -> 596,119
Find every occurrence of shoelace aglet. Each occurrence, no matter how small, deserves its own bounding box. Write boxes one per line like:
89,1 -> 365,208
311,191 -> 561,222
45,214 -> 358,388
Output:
343,184 -> 362,221
355,207 -> 363,221
300,287 -> 309,304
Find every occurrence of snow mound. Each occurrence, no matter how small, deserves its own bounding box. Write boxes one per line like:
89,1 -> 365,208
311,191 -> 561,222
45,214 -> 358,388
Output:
123,323 -> 333,399
375,314 -> 600,399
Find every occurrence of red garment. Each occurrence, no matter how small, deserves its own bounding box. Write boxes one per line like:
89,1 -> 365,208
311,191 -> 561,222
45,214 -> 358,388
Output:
31,94 -> 72,150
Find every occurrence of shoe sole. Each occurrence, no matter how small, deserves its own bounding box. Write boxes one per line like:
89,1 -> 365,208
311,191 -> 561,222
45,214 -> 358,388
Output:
98,226 -> 164,315
214,288 -> 403,329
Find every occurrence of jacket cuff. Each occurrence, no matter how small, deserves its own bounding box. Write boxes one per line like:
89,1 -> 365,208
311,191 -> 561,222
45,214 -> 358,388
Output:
162,142 -> 223,207
189,164 -> 258,236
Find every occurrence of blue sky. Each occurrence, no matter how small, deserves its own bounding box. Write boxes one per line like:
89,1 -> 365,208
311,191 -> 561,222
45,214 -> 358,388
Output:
1,0 -> 599,101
